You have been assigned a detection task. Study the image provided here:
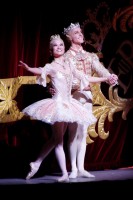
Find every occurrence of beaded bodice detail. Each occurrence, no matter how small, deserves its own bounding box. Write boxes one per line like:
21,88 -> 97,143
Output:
64,48 -> 110,90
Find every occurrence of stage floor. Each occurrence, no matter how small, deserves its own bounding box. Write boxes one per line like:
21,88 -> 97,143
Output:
0,167 -> 133,198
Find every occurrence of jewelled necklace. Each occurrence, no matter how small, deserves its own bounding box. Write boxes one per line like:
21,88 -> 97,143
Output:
54,61 -> 66,69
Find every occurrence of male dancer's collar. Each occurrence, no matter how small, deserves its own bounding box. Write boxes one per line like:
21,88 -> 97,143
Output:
70,46 -> 83,53
70,47 -> 87,61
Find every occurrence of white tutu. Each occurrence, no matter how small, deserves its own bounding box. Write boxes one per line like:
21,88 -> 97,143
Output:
22,63 -> 97,127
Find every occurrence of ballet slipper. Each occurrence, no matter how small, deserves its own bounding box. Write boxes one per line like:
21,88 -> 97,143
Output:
69,170 -> 78,179
26,162 -> 41,180
78,170 -> 95,178
57,174 -> 69,182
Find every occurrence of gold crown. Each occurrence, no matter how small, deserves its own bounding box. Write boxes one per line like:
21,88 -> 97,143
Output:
63,23 -> 80,35
50,34 -> 61,41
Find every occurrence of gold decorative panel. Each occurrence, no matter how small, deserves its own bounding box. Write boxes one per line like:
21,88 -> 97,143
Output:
0,76 -> 132,144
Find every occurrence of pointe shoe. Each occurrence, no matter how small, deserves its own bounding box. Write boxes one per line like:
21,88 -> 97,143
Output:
57,174 -> 69,182
69,170 -> 78,179
78,170 -> 95,178
26,162 -> 41,180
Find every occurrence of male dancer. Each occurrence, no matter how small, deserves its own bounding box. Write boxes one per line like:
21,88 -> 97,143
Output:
63,22 -> 118,178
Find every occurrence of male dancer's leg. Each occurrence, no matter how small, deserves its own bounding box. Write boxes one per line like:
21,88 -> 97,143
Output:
77,102 -> 95,178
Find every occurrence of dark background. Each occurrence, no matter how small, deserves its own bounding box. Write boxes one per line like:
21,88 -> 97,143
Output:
0,0 -> 133,178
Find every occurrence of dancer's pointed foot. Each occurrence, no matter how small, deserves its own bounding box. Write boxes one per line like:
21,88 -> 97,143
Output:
57,174 -> 69,182
69,170 -> 78,179
78,170 -> 95,178
26,162 -> 41,180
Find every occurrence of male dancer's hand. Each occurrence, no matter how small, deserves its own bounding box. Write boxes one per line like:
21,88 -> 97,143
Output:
47,84 -> 55,96
108,74 -> 118,85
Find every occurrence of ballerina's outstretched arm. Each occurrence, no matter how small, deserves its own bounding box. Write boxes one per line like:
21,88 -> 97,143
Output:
18,60 -> 42,75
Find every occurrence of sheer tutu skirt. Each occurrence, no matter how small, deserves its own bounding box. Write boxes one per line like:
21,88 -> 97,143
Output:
22,97 -> 97,126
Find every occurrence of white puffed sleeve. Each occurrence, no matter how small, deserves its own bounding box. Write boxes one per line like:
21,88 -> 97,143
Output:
36,64 -> 51,87
80,74 -> 90,91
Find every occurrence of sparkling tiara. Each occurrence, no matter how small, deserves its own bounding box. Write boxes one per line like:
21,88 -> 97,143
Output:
63,23 -> 80,35
50,34 -> 61,41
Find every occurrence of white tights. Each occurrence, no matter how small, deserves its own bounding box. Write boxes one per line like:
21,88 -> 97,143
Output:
68,124 -> 88,172
28,122 -> 69,181
69,90 -> 93,175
